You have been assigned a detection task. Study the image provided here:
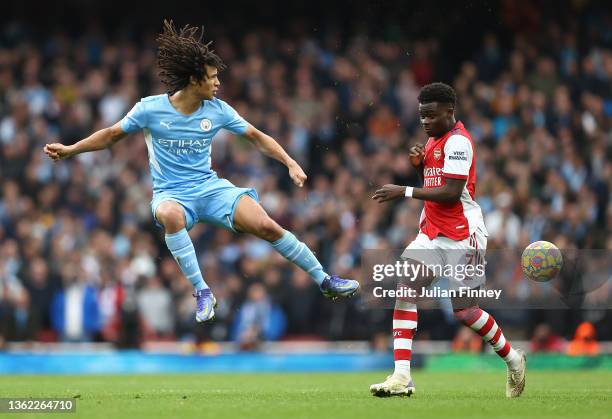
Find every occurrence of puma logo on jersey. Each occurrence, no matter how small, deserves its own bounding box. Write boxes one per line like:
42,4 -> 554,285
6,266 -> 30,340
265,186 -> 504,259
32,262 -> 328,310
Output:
160,121 -> 173,129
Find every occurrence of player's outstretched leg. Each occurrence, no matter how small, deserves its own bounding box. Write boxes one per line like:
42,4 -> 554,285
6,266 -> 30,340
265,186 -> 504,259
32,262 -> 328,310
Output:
454,306 -> 526,397
156,201 -> 216,323
233,195 -> 359,300
370,297 -> 417,397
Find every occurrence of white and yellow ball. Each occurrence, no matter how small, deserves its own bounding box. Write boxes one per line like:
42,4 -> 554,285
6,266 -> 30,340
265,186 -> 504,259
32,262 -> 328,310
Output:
521,241 -> 563,282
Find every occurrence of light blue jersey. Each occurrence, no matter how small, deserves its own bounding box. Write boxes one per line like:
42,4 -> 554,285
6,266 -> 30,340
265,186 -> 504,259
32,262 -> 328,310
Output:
120,94 -> 256,232
120,94 -> 249,196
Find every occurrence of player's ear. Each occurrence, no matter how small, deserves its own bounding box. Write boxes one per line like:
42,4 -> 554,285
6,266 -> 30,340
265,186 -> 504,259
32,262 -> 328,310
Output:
189,75 -> 200,86
447,105 -> 455,117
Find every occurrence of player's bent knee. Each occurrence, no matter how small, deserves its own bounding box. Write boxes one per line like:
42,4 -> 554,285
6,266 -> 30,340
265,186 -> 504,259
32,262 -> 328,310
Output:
453,306 -> 480,323
156,202 -> 186,231
256,217 -> 283,241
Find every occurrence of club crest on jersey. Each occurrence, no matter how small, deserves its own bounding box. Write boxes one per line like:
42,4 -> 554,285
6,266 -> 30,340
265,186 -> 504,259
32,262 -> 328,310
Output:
200,119 -> 212,131
433,148 -> 442,160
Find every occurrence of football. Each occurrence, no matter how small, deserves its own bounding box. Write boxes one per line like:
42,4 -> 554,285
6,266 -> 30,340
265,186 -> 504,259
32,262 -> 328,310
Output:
521,240 -> 563,282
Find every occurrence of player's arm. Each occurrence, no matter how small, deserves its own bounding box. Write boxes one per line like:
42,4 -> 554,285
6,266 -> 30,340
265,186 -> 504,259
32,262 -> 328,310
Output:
373,135 -> 471,204
243,124 -> 307,187
371,179 -> 465,203
44,122 -> 127,160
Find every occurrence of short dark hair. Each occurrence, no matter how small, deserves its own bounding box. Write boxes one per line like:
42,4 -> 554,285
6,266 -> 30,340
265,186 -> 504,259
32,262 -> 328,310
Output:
156,19 -> 226,93
418,82 -> 457,107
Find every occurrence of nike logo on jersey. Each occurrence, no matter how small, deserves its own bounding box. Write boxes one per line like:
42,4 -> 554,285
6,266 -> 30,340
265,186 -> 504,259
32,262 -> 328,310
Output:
160,121 -> 173,129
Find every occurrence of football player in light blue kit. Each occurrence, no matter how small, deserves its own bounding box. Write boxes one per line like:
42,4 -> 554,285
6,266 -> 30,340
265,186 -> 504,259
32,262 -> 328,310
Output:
44,20 -> 359,323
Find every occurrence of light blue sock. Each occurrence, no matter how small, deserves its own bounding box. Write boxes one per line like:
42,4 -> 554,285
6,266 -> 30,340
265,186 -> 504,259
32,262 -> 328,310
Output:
165,229 -> 208,291
271,230 -> 328,285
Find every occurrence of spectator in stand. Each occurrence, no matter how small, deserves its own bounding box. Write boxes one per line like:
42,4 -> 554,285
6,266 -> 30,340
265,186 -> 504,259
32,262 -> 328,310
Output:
567,322 -> 600,356
50,263 -> 100,342
0,259 -> 29,343
232,283 -> 286,350
530,323 -> 565,353
452,327 -> 483,353
136,276 -> 174,340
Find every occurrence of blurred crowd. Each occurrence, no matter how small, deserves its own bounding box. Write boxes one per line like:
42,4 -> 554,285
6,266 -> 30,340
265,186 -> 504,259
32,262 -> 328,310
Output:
0,2 -> 610,349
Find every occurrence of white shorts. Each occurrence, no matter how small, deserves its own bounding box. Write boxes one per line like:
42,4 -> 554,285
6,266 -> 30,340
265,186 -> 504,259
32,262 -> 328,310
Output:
401,228 -> 487,289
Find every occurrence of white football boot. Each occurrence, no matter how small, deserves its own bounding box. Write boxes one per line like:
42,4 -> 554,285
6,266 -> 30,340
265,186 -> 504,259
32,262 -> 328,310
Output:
506,349 -> 527,398
370,375 -> 415,397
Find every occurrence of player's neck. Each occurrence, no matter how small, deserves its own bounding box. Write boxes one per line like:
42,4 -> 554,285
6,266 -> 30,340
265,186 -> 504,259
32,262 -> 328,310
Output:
168,89 -> 202,115
435,118 -> 457,139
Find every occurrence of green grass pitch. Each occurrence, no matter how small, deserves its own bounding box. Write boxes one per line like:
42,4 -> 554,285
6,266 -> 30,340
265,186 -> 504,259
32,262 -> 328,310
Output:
1,371 -> 610,418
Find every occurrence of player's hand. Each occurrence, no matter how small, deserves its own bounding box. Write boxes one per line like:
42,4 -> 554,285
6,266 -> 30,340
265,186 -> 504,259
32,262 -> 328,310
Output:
288,161 -> 307,187
409,143 -> 424,168
44,143 -> 75,161
372,184 -> 407,203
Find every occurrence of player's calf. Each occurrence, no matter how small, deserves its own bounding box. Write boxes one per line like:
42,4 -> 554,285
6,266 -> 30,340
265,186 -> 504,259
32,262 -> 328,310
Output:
453,306 -> 522,367
234,196 -> 359,298
269,231 -> 359,298
369,298 -> 417,397
157,201 -> 211,322
454,306 -> 526,397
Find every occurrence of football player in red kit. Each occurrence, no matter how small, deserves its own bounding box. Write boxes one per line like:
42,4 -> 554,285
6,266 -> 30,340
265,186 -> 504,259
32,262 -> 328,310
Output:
371,82 -> 526,398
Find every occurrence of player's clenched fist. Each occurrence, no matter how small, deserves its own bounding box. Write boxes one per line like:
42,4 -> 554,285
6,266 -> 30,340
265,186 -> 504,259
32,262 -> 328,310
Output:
288,161 -> 307,187
44,143 -> 74,161
409,143 -> 424,168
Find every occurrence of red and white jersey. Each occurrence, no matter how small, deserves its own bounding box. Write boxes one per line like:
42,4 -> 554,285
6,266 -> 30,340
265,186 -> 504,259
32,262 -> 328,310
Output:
418,121 -> 488,241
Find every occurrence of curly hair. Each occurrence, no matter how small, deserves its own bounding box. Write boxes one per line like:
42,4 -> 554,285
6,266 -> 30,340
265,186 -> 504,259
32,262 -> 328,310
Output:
417,82 -> 457,107
156,19 -> 226,93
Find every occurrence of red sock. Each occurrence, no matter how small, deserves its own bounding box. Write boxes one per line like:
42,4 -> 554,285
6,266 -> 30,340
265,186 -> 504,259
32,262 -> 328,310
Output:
393,300 -> 417,378
454,306 -> 520,366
